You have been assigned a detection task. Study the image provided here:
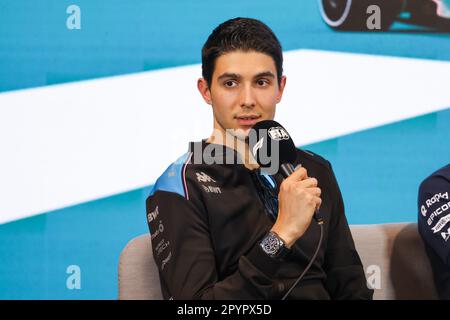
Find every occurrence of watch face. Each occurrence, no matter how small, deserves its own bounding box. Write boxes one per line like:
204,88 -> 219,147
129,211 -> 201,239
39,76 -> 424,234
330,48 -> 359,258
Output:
261,233 -> 281,256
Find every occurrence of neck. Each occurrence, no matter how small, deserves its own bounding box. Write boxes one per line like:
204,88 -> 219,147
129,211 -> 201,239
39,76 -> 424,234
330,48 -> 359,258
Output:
207,129 -> 259,170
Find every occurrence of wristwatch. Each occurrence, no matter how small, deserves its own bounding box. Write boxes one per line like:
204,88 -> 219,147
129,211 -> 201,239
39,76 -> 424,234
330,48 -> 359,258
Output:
259,231 -> 290,260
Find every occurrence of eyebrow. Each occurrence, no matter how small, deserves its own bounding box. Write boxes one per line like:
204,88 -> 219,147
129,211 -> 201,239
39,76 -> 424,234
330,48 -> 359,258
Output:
254,71 -> 275,79
217,71 -> 275,81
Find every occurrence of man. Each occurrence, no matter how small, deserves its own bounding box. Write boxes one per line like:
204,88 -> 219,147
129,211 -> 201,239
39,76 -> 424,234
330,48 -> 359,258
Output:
418,164 -> 450,299
146,17 -> 372,300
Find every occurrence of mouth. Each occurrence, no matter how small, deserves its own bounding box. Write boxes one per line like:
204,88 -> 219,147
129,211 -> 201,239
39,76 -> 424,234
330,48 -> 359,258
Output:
235,115 -> 261,127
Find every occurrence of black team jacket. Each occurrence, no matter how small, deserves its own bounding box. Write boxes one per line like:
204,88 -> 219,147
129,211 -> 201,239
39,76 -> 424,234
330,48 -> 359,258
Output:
146,140 -> 373,300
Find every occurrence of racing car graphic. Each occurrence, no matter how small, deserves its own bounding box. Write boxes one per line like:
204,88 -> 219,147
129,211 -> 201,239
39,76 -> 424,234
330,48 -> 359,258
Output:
319,0 -> 450,30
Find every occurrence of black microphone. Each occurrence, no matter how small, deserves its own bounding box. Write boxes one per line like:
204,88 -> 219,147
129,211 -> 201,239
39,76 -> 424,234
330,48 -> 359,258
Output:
248,120 -> 323,224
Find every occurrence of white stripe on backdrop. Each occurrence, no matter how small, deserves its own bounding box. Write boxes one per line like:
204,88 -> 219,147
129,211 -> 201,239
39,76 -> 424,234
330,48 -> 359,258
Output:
1,49 -> 450,224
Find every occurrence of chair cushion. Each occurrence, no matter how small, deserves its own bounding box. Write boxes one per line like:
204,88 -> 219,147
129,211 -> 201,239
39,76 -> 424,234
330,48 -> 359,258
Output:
118,234 -> 163,300
351,222 -> 438,299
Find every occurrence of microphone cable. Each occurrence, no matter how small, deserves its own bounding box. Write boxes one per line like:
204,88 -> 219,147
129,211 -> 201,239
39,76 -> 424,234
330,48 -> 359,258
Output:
281,216 -> 324,300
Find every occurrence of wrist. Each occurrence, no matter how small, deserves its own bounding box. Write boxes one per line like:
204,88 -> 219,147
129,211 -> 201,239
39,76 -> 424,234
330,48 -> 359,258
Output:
259,231 -> 291,260
270,224 -> 298,249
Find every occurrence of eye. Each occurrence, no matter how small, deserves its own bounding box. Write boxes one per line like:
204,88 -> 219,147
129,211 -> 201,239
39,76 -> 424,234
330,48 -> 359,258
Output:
256,79 -> 269,87
224,80 -> 237,88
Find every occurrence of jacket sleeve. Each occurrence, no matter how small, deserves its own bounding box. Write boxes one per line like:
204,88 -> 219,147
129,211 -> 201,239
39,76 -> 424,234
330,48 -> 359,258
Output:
418,175 -> 450,267
146,190 -> 288,300
322,162 -> 374,300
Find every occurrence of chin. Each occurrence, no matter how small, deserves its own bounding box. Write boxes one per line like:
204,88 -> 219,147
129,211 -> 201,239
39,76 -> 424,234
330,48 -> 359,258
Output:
234,128 -> 251,141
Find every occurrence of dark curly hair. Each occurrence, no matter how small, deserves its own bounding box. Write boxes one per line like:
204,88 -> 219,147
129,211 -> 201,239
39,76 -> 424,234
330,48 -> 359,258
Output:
201,17 -> 283,88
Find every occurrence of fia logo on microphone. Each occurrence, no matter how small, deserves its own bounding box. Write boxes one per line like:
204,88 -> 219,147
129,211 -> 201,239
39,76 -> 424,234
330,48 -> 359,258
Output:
268,127 -> 290,141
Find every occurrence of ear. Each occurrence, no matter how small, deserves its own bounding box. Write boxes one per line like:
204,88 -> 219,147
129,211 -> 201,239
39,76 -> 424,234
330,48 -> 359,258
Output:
197,78 -> 212,105
276,75 -> 287,103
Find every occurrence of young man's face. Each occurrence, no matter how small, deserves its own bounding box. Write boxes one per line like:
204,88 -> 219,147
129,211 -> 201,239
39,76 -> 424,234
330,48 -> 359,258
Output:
198,50 -> 286,140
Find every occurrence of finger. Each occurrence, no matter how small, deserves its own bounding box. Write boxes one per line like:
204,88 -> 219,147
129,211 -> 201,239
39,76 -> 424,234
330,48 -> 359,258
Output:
305,187 -> 321,197
297,177 -> 318,188
289,166 -> 308,181
313,196 -> 322,210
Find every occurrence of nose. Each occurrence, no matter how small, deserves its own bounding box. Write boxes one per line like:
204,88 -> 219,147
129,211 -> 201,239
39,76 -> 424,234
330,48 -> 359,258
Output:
239,83 -> 256,109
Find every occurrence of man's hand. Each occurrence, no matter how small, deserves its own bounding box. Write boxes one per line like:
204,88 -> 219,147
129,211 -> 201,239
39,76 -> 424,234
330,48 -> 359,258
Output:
270,167 -> 321,248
